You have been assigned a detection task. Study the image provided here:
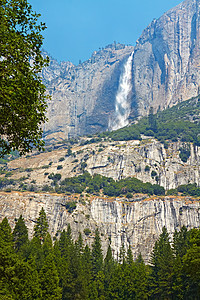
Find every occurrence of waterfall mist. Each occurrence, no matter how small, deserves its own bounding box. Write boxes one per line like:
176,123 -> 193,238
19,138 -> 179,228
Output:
109,52 -> 133,131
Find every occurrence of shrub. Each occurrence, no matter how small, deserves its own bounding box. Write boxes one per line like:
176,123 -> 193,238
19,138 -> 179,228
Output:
83,228 -> 91,236
179,144 -> 191,162
145,165 -> 150,172
25,168 -> 33,172
151,170 -> 157,178
65,201 -> 76,213
57,165 -> 63,170
126,192 -> 133,199
59,157 -> 65,162
48,173 -> 61,181
72,159 -> 78,163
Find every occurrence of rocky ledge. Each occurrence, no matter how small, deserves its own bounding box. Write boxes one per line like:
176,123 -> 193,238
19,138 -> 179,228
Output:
0,191 -> 199,262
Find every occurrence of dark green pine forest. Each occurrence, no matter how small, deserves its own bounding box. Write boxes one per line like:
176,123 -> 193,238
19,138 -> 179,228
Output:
0,209 -> 200,299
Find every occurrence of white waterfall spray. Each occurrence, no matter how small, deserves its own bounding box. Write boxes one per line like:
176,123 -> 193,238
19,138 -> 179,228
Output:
109,52 -> 133,131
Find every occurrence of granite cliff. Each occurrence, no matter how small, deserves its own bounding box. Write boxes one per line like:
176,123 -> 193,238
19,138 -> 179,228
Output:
0,191 -> 199,261
42,0 -> 200,140
6,138 -> 200,191
131,0 -> 200,117
42,44 -> 134,142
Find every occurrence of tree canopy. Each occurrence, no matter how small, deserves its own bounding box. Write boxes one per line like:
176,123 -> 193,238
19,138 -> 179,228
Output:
0,0 -> 49,157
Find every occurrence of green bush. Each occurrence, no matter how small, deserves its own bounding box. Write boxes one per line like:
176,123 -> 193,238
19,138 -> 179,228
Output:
48,173 -> 61,181
179,144 -> 191,162
59,157 -> 65,162
151,171 -> 157,178
126,192 -> 133,199
65,201 -> 77,213
83,228 -> 91,236
145,165 -> 150,172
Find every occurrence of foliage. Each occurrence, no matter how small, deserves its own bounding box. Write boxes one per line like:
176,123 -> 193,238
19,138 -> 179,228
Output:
104,95 -> 200,146
0,216 -> 200,299
13,215 -> 28,252
34,207 -> 49,242
179,143 -> 191,162
65,201 -> 77,213
84,228 -> 91,236
59,172 -> 165,197
0,0 -> 49,156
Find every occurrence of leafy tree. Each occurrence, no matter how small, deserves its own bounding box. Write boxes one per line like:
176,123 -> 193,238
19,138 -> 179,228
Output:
0,0 -> 49,156
34,207 -> 49,243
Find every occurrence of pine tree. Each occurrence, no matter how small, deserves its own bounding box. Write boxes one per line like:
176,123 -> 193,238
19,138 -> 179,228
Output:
34,207 -> 49,243
126,244 -> 134,265
182,228 -> 200,298
104,244 -> 115,298
135,253 -> 149,299
92,229 -> 103,275
149,226 -> 174,299
0,218 -> 41,299
13,215 -> 28,252
173,226 -> 190,258
42,232 -> 53,258
39,253 -> 62,300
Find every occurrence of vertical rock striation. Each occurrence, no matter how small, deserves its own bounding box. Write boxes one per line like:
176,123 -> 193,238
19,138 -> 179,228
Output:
42,44 -> 134,142
131,0 -> 200,117
0,192 -> 199,261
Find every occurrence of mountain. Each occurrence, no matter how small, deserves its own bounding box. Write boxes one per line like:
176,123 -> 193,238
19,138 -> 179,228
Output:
42,0 -> 200,141
42,44 -> 134,142
131,0 -> 200,117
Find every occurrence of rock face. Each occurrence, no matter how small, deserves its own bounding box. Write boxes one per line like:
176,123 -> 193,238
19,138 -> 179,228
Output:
0,191 -> 199,261
130,0 -> 200,117
7,139 -> 200,190
42,44 -> 134,142
42,0 -> 200,139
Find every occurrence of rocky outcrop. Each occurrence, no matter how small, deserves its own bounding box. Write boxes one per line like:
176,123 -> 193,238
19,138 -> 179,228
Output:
130,0 -> 200,117
7,138 -> 200,190
42,0 -> 200,139
42,44 -> 134,142
0,191 -> 199,261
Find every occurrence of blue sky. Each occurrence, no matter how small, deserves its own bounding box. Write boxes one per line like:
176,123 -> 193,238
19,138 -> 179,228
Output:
30,0 -> 182,64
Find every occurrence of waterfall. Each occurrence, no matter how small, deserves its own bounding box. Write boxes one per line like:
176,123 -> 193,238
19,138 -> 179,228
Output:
109,52 -> 133,131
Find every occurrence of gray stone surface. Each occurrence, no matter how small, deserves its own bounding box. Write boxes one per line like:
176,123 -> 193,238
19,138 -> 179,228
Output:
42,44 -> 134,142
131,0 -> 200,117
0,191 -> 199,261
42,0 -> 200,140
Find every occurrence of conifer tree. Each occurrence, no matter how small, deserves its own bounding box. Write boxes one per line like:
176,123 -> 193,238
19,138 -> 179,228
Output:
42,232 -> 53,258
92,228 -> 103,275
39,253 -> 62,299
135,253 -> 149,299
0,218 -> 41,299
104,244 -> 115,298
34,207 -> 49,243
13,215 -> 28,252
149,226 -> 174,299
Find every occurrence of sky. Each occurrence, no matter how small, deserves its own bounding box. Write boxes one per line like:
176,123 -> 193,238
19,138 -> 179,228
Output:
30,0 -> 182,65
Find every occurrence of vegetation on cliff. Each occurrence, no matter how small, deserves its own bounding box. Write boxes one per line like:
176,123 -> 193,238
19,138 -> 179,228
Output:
0,212 -> 200,299
104,96 -> 200,147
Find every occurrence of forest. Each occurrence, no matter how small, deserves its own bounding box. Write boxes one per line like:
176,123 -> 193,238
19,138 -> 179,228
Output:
100,96 -> 200,146
0,209 -> 200,299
